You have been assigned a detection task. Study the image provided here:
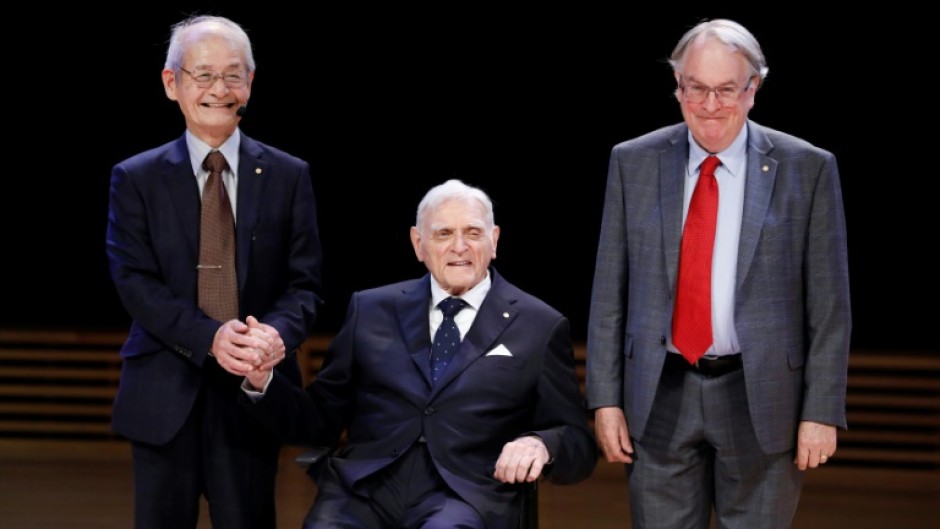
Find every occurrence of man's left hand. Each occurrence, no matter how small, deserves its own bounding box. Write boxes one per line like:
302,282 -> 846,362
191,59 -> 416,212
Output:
795,420 -> 837,470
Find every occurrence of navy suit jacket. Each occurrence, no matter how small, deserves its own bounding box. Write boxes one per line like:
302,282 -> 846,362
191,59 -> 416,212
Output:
586,120 -> 851,454
247,269 -> 596,529
107,132 -> 322,445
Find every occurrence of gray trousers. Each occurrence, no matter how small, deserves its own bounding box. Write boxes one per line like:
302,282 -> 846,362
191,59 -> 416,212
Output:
628,364 -> 803,529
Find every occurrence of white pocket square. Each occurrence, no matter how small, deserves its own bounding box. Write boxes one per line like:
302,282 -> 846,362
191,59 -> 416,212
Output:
485,344 -> 513,357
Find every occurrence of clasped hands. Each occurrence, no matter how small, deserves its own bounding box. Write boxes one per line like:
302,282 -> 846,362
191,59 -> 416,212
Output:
210,315 -> 285,383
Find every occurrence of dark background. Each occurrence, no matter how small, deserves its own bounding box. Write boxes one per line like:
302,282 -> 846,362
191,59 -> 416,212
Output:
1,6 -> 933,350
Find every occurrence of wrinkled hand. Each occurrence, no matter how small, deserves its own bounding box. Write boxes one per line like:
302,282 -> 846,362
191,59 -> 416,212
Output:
243,316 -> 285,391
594,406 -> 634,464
795,420 -> 837,470
245,316 -> 285,369
210,319 -> 264,376
493,436 -> 550,484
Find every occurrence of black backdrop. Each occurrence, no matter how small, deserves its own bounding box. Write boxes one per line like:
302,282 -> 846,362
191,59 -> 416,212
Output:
2,6 -> 933,350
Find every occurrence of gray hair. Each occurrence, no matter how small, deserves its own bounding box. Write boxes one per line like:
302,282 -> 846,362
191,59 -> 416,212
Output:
165,15 -> 255,74
668,19 -> 769,82
415,179 -> 495,234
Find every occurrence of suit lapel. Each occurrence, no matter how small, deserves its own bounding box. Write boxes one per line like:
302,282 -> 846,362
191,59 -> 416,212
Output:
396,276 -> 434,387
736,122 -> 776,291
432,271 -> 516,393
161,136 -> 201,257
236,135 -> 267,293
158,133 -> 268,293
662,128 -> 689,291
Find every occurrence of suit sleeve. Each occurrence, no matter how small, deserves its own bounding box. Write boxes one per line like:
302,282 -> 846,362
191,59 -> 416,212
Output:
254,159 -> 323,354
585,146 -> 628,410
531,317 -> 597,485
800,152 -> 851,429
242,291 -> 358,447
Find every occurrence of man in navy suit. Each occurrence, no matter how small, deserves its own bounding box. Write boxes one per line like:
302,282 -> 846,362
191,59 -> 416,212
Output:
586,19 -> 851,528
106,15 -> 322,529
243,179 -> 596,529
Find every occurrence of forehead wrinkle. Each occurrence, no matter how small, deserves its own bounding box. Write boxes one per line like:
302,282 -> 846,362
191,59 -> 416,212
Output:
190,58 -> 245,71
186,43 -> 245,71
681,74 -> 742,88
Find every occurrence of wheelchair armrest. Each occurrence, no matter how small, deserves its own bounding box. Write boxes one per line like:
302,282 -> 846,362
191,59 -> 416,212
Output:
519,479 -> 539,529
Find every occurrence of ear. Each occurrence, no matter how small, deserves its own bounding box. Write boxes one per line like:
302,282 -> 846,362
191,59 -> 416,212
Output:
490,225 -> 500,258
744,77 -> 758,110
410,226 -> 425,262
162,68 -> 179,102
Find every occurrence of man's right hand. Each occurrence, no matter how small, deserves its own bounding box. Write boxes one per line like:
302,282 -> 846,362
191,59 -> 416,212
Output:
594,406 -> 634,463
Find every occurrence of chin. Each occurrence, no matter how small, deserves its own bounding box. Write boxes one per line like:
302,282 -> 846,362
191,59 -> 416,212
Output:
441,273 -> 475,294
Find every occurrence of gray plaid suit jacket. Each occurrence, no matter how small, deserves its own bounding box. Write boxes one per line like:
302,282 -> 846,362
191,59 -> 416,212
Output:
585,120 -> 851,453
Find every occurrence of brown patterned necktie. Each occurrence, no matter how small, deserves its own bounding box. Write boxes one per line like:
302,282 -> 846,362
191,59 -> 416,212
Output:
198,151 -> 238,322
672,155 -> 720,364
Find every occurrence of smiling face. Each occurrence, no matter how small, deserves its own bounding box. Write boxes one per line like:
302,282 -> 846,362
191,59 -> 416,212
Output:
676,36 -> 757,153
162,33 -> 253,147
410,197 -> 499,296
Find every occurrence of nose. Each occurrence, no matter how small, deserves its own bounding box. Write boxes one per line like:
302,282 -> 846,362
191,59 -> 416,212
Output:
452,233 -> 468,253
701,90 -> 722,111
208,75 -> 230,94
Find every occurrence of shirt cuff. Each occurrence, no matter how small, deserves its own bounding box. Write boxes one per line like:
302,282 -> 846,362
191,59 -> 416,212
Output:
240,371 -> 274,401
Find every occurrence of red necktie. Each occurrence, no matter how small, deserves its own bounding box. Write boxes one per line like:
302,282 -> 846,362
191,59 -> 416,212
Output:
672,155 -> 720,364
198,151 -> 239,322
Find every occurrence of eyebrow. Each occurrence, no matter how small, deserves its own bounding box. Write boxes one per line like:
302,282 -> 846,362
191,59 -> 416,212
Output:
681,75 -> 740,87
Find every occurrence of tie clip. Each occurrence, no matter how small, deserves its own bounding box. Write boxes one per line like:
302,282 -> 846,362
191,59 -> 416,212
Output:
196,264 -> 223,269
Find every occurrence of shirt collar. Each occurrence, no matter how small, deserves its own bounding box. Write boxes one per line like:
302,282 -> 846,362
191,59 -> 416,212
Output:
186,128 -> 242,176
429,270 -> 491,312
686,122 -> 748,177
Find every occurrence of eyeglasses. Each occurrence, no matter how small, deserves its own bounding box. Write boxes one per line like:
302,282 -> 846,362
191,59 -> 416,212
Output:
179,67 -> 248,88
679,77 -> 754,105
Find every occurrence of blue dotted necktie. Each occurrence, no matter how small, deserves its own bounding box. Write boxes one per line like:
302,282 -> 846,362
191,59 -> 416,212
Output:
431,297 -> 468,383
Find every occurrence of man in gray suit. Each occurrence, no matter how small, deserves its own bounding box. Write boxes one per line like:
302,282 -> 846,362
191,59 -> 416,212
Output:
585,19 -> 851,528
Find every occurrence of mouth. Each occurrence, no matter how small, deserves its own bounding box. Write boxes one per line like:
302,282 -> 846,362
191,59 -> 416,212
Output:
202,102 -> 237,110
448,261 -> 471,268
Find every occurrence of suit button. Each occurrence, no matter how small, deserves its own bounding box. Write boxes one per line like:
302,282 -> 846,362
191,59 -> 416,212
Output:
424,407 -> 435,415
660,336 -> 666,345
391,448 -> 400,456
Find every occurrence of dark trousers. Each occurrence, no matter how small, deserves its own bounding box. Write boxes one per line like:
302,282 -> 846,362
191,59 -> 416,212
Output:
131,363 -> 280,529
305,443 -> 485,529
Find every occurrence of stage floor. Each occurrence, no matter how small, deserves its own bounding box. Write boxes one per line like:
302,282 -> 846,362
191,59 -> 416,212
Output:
1,440 -> 937,528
